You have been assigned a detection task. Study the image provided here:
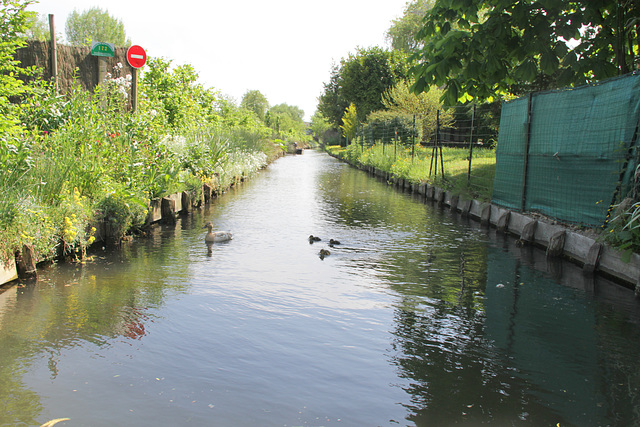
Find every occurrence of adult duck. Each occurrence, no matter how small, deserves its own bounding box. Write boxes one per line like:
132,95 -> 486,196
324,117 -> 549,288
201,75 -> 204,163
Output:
203,221 -> 233,242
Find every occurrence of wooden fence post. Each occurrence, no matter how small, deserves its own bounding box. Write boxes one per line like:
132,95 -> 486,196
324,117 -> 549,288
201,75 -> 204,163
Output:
48,14 -> 58,93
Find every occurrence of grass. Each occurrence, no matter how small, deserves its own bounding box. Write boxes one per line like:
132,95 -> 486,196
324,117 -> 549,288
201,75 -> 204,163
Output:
325,143 -> 496,202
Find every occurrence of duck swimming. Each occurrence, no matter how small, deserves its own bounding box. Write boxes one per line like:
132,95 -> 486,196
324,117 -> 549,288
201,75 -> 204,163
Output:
309,235 -> 321,243
203,221 -> 233,242
329,239 -> 341,246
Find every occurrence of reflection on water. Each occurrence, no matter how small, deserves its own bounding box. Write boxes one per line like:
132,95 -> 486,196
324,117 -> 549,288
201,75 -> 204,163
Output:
1,150 -> 640,426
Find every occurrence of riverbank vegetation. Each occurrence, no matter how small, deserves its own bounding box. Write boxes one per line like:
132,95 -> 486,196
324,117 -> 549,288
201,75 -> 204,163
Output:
0,2 -> 312,264
325,144 -> 496,202
315,0 -> 640,253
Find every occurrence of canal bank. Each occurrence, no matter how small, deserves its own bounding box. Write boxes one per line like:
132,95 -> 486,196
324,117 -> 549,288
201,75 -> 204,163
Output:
327,151 -> 640,294
1,150 -> 290,287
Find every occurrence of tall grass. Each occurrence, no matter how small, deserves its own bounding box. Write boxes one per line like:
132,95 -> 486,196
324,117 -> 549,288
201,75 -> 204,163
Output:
0,75 -> 287,261
327,143 -> 496,201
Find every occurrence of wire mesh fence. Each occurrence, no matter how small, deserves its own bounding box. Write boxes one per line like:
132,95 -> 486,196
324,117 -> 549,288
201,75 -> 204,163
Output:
347,104 -> 500,199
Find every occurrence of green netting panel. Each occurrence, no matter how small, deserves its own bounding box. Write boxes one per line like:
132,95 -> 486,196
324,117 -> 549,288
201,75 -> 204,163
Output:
492,96 -> 529,211
492,74 -> 640,227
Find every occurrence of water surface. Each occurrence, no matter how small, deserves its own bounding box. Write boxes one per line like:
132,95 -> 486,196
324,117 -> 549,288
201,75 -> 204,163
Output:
1,150 -> 640,426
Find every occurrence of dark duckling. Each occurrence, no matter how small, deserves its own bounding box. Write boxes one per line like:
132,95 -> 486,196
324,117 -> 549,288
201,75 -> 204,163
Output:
309,235 -> 321,243
319,248 -> 331,260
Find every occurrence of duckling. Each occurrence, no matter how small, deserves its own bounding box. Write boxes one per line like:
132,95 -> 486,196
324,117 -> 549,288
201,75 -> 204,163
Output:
319,248 -> 331,260
329,239 -> 341,246
308,235 -> 321,243
203,221 -> 232,242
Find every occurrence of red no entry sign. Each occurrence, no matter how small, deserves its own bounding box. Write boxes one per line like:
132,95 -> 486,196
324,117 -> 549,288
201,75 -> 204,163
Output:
127,45 -> 147,68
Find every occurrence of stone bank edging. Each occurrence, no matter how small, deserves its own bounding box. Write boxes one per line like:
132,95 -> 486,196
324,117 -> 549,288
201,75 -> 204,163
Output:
331,153 -> 640,294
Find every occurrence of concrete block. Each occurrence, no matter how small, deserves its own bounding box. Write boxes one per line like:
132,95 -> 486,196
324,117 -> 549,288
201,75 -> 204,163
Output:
460,199 -> 472,216
508,212 -> 532,236
533,221 -> 565,248
598,246 -> 640,285
583,243 -> 603,274
469,200 -> 483,220
490,205 -> 508,227
426,185 -> 435,200
546,230 -> 566,257
480,204 -> 491,226
520,219 -> 538,244
564,231 -> 596,264
0,259 -> 17,286
497,211 -> 511,233
449,195 -> 460,212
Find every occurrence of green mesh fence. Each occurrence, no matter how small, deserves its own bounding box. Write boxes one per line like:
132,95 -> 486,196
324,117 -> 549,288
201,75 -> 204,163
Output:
492,73 -> 640,227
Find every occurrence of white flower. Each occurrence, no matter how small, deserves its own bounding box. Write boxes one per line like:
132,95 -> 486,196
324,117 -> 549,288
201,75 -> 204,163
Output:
116,62 -> 123,69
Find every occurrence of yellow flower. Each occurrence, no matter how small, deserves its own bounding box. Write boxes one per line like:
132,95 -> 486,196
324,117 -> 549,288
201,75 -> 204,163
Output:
87,236 -> 96,245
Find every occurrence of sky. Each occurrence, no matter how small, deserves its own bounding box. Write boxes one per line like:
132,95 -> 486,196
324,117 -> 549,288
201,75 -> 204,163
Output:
29,0 -> 409,121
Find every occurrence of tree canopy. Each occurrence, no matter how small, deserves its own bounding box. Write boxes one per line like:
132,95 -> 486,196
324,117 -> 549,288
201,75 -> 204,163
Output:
65,7 -> 131,46
386,0 -> 435,54
410,0 -> 640,105
266,103 -> 307,138
0,0 -> 34,135
318,47 -> 408,128
241,90 -> 269,121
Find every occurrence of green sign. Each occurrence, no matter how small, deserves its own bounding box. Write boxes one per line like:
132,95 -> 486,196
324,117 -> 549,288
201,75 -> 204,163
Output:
91,41 -> 115,57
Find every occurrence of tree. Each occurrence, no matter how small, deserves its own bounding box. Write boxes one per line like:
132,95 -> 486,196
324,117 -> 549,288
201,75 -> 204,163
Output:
317,47 -> 408,128
340,103 -> 358,144
266,103 -> 307,139
380,80 -> 450,141
410,0 -> 640,105
386,0 -> 435,53
240,90 -> 269,121
23,12 -> 49,40
309,111 -> 331,139
317,63 -> 347,130
0,0 -> 33,135
65,7 -> 131,46
141,57 -> 210,129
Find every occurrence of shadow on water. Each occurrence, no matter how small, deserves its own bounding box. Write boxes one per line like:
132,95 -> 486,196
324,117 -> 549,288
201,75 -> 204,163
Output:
1,150 -> 640,426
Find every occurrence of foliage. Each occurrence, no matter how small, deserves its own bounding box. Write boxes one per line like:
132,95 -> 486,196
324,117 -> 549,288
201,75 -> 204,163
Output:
65,7 -> 131,46
361,112 -> 417,147
386,0 -> 435,53
325,144 -> 496,201
23,11 -> 50,40
317,63 -> 346,129
410,0 -> 640,105
309,110 -> 331,140
266,103 -> 309,142
241,89 -> 269,121
380,80 -> 451,141
318,47 -> 409,127
0,0 -> 35,135
340,103 -> 358,143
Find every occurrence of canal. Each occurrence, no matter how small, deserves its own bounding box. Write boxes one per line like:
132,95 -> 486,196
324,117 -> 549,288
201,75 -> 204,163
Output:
1,150 -> 640,426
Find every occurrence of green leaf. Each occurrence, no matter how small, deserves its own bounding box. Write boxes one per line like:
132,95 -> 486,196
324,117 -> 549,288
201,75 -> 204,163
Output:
540,52 -> 559,75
